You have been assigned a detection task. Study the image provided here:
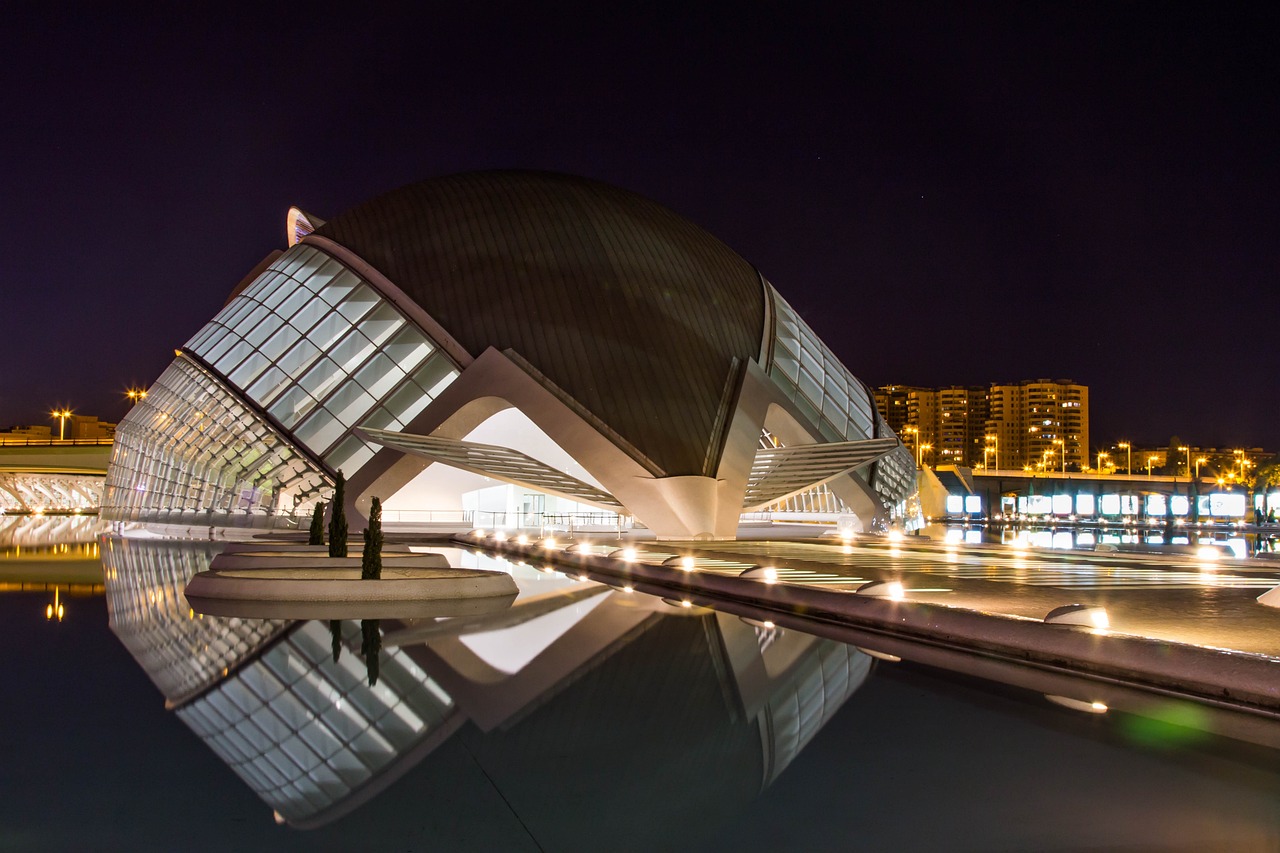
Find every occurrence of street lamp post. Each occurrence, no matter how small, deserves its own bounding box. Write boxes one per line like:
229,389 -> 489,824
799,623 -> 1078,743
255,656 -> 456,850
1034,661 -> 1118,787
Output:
1179,445 -> 1191,478
1118,442 -> 1131,476
1053,438 -> 1065,474
985,434 -> 998,471
127,388 -> 148,405
1195,456 -> 1206,479
51,409 -> 72,441
1147,455 -> 1158,477
919,442 -> 932,469
1097,450 -> 1110,472
904,426 -> 921,469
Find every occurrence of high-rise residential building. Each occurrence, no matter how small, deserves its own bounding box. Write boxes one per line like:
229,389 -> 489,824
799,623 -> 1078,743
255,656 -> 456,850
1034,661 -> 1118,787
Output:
938,386 -> 989,467
872,385 -> 921,435
876,379 -> 1088,471
989,379 -> 1088,471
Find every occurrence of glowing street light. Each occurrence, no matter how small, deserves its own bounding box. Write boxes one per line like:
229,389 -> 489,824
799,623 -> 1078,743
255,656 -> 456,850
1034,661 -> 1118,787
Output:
1052,438 -> 1065,474
919,442 -> 932,468
1097,450 -> 1110,472
1179,445 -> 1191,478
903,426 -> 922,469
1146,454 -> 1158,477
1117,442 -> 1131,476
126,388 -> 148,405
985,434 -> 999,470
1195,456 -> 1207,479
50,409 -> 72,441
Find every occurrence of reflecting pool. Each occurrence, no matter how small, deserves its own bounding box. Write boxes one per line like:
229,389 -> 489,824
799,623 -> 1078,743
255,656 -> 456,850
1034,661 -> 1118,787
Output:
2,524 -> 1279,851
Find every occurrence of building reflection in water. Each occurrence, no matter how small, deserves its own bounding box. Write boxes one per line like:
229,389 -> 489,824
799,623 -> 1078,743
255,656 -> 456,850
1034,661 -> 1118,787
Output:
103,540 -> 871,842
1,516 -> 109,620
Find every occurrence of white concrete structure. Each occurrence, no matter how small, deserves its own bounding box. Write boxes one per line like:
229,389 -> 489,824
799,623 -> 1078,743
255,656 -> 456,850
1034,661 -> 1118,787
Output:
104,171 -> 915,538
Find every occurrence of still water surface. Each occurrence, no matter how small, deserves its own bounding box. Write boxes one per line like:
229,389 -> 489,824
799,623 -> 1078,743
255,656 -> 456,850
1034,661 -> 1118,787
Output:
2,520 -> 1278,851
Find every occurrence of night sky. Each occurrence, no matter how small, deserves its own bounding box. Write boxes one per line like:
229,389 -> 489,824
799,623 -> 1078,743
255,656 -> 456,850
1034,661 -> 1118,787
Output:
3,3 -> 1277,449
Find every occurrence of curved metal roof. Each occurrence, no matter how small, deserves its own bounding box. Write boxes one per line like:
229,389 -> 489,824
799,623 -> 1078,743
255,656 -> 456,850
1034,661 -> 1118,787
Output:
315,171 -> 765,477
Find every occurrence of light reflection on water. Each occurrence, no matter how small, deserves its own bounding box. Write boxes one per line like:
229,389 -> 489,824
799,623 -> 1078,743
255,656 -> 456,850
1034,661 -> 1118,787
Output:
102,537 -> 870,840
4,530 -> 1280,850
938,522 -> 1268,559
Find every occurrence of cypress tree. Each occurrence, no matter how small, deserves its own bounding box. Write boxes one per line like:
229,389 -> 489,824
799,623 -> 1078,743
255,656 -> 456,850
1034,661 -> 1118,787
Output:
328,471 -> 348,558
362,496 -> 383,580
309,502 -> 326,546
329,619 -> 342,663
361,619 -> 381,686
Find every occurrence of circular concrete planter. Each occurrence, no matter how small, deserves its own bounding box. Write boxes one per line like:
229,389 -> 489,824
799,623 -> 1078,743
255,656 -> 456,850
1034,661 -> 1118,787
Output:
210,551 -> 446,571
185,559 -> 517,620
219,543 -> 414,556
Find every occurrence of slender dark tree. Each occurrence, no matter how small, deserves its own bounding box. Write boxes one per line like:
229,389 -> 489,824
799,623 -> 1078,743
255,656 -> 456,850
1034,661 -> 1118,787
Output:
362,496 -> 383,580
360,619 -> 381,686
328,471 -> 348,557
329,619 -> 343,663
309,502 -> 326,546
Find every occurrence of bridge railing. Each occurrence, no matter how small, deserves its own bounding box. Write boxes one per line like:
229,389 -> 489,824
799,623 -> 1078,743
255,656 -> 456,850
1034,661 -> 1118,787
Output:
0,438 -> 114,447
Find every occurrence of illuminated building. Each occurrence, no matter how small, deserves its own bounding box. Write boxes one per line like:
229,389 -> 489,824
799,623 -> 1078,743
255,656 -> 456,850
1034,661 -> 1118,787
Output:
988,379 -> 1088,471
877,379 -> 1088,471
872,385 -> 922,434
103,172 -> 914,538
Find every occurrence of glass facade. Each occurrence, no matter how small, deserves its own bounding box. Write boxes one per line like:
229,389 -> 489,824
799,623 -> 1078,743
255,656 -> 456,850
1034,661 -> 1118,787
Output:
767,287 -> 878,444
183,243 -> 459,476
103,357 -> 331,526
764,286 -> 915,509
761,640 -> 871,783
103,538 -> 288,704
105,243 -> 462,527
176,620 -> 456,823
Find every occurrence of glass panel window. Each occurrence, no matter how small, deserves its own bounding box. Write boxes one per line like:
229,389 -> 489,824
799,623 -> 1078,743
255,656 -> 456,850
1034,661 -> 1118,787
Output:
318,270 -> 361,307
357,407 -> 399,432
222,300 -> 256,330
216,340 -> 256,375
306,313 -> 348,353
233,304 -> 270,336
383,382 -> 429,425
277,339 -> 321,379
228,351 -> 271,390
330,329 -> 375,374
354,353 -> 402,399
245,312 -> 284,349
289,297 -> 327,337
798,368 -> 823,408
325,382 -> 375,427
280,246 -> 318,277
300,258 -> 343,293
293,410 -> 346,453
412,355 -> 457,399
240,271 -> 276,301
337,284 -> 379,323
259,324 -> 301,364
358,302 -> 404,346
326,436 -> 376,473
262,280 -> 293,311
383,326 -> 433,372
203,330 -> 238,364
298,357 -> 344,400
278,287 -> 312,322
268,385 -> 318,429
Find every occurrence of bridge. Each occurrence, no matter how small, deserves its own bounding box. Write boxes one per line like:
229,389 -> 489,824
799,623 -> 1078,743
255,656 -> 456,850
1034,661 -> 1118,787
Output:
0,440 -> 112,513
925,465 -> 1265,523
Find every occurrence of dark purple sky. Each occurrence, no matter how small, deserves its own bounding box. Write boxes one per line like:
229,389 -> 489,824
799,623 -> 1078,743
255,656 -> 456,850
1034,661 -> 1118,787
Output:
3,3 -> 1276,449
